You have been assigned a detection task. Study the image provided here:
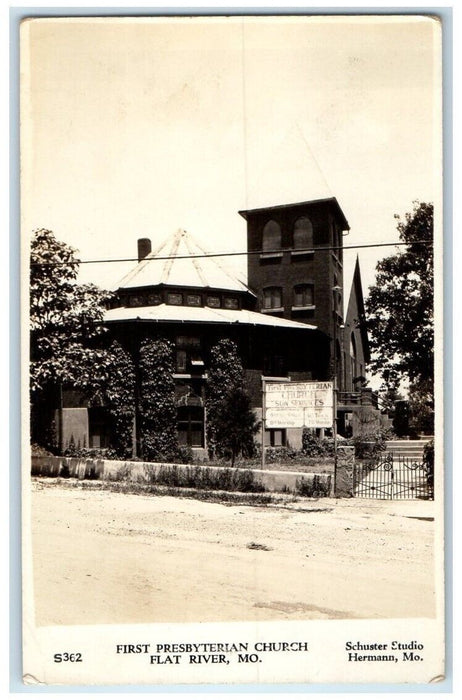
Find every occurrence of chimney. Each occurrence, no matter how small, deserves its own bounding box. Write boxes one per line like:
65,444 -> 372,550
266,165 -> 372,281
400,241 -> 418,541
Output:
137,238 -> 152,261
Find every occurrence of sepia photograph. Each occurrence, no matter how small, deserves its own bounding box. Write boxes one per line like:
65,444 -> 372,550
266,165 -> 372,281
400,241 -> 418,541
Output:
20,14 -> 445,686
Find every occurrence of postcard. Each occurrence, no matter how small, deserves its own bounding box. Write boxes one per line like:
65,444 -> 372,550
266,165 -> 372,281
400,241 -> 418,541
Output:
20,14 -> 445,686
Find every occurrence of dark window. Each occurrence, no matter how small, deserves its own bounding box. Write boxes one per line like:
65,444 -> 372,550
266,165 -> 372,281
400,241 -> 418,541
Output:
207,296 -> 221,308
264,429 -> 286,447
177,406 -> 204,447
333,275 -> 342,313
128,295 -> 143,307
293,284 -> 314,307
350,332 -> 357,382
167,292 -> 183,305
186,294 -> 201,306
147,293 -> 162,305
336,339 -> 342,390
176,336 -> 202,373
224,297 -> 239,309
88,407 -> 110,449
263,354 -> 286,377
263,287 -> 282,310
177,336 -> 201,350
176,350 -> 188,373
293,217 -> 313,250
262,220 -> 282,251
332,222 -> 339,248
332,223 -> 343,262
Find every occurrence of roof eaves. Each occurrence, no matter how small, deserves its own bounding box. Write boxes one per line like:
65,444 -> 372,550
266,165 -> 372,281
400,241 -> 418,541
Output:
239,197 -> 350,230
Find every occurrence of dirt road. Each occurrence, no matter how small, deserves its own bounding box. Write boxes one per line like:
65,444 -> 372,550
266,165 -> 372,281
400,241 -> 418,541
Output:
30,481 -> 436,626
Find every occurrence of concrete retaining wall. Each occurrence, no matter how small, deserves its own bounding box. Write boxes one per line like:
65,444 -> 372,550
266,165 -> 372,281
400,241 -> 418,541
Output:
31,455 -> 332,496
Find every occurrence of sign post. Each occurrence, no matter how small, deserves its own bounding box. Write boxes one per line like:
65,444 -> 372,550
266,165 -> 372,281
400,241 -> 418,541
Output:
261,376 -> 266,471
261,379 -> 334,473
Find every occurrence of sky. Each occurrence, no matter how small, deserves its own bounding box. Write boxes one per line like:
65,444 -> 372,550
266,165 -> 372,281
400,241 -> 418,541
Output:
21,15 -> 441,297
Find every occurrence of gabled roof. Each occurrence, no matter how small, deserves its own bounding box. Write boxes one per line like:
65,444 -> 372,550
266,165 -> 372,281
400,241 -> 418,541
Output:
104,303 -> 317,331
346,256 -> 370,363
115,229 -> 252,295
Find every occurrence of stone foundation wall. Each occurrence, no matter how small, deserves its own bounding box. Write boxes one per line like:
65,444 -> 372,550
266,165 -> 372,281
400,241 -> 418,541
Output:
334,446 -> 355,497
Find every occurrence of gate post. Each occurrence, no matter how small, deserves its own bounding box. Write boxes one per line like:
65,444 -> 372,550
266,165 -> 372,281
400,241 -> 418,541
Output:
335,446 -> 355,497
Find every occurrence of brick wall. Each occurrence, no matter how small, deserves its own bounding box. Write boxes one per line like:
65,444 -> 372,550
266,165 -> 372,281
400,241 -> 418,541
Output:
245,200 -> 345,340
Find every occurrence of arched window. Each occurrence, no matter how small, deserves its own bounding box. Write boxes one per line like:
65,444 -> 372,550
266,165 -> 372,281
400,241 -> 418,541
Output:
293,217 -> 313,250
262,220 -> 282,251
332,274 -> 342,313
336,340 -> 342,390
350,332 -> 357,383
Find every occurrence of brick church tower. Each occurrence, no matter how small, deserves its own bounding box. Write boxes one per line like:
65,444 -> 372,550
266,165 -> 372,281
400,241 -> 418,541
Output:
239,197 -> 349,388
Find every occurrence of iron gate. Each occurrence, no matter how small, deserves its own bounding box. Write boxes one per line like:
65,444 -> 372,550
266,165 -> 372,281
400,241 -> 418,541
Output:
353,453 -> 434,500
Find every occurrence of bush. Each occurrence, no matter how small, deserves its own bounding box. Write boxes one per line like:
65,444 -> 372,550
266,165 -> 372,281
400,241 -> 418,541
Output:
301,431 -> 335,457
206,340 -> 259,464
423,439 -> 434,466
423,439 -> 434,489
265,446 -> 299,462
31,442 -> 55,457
146,465 -> 264,493
296,474 -> 332,497
173,445 -> 194,464
62,443 -> 120,460
347,427 -> 393,460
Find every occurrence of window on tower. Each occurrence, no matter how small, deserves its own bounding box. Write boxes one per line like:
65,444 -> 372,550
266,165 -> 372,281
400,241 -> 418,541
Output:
262,286 -> 283,310
293,284 -> 314,308
293,217 -> 313,250
350,332 -> 358,383
262,220 -> 282,251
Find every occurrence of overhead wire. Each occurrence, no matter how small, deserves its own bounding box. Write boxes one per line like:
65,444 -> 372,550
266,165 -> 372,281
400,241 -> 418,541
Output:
30,239 -> 433,267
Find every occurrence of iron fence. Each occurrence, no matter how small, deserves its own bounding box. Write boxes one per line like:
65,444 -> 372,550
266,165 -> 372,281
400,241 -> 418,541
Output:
353,453 -> 433,500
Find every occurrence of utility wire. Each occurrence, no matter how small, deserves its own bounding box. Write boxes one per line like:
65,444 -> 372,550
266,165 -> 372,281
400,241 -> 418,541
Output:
30,239 -> 433,267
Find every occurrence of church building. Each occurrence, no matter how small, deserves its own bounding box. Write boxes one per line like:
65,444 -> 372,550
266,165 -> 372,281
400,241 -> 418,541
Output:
59,197 -> 377,455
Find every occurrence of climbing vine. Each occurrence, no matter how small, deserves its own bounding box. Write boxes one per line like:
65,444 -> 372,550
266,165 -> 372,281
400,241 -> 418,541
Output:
206,339 -> 259,463
139,337 -> 179,461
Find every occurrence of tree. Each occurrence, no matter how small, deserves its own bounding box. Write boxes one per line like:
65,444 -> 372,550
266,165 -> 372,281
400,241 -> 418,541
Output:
206,339 -> 259,463
30,229 -> 112,394
365,202 -> 434,390
30,228 -> 134,453
138,337 -> 179,461
408,378 -> 434,436
211,386 -> 260,466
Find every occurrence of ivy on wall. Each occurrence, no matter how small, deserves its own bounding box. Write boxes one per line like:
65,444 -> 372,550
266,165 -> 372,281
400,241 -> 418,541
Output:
74,339 -> 136,459
98,341 -> 135,459
139,337 -> 179,462
206,339 -> 259,464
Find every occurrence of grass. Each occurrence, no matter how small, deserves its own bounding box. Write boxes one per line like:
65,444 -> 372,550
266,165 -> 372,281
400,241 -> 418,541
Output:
206,456 -> 335,474
33,456 -> 334,498
108,463 -> 332,497
33,471 -> 334,503
33,477 -> 281,506
146,464 -> 265,492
